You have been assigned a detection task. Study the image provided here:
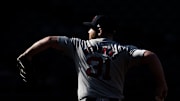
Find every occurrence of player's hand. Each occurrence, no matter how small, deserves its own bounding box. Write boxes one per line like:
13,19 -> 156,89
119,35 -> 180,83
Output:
154,83 -> 168,101
155,96 -> 165,101
17,54 -> 33,83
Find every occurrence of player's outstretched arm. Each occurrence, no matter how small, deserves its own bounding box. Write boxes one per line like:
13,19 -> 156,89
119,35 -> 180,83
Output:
142,50 -> 168,101
17,36 -> 62,61
17,36 -> 63,83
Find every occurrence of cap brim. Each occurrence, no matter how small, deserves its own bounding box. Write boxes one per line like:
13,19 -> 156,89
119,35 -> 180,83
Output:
83,22 -> 94,27
83,22 -> 98,31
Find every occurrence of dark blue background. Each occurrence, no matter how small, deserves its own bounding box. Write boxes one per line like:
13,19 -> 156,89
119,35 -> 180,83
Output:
1,0 -> 179,101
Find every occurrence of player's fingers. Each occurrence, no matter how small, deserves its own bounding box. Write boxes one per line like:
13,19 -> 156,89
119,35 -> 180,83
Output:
17,62 -> 26,75
19,69 -> 28,83
17,55 -> 31,83
17,60 -> 27,81
20,68 -> 26,75
22,78 -> 27,83
19,69 -> 26,77
20,72 -> 26,78
17,59 -> 25,69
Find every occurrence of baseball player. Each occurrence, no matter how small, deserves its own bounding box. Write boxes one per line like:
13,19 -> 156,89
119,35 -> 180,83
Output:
17,15 -> 168,101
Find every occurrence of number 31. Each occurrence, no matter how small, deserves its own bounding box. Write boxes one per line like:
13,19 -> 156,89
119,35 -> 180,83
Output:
86,56 -> 111,80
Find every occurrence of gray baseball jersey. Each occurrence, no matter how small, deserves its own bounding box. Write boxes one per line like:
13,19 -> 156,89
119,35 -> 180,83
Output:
58,36 -> 146,100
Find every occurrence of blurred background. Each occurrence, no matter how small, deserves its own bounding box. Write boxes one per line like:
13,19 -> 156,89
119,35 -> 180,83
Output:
1,0 -> 179,101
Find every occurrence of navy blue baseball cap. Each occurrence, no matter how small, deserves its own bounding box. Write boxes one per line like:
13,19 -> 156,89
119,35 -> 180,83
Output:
83,15 -> 115,32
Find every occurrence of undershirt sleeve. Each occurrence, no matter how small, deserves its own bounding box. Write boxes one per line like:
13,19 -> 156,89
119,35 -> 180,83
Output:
132,49 -> 146,57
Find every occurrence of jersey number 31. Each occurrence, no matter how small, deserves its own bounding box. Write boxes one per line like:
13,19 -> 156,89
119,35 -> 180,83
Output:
86,56 -> 111,80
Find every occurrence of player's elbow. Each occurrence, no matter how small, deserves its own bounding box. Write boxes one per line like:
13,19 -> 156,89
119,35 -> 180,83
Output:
143,50 -> 158,64
45,36 -> 58,42
144,50 -> 156,57
44,36 -> 59,48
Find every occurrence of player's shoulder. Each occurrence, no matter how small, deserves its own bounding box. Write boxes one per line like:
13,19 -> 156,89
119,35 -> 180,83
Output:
59,36 -> 85,41
125,45 -> 138,49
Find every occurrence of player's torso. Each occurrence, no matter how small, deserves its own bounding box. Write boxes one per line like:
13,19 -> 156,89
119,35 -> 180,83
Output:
74,38 -> 127,99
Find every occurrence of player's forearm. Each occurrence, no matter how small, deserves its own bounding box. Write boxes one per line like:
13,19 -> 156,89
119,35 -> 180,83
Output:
143,50 -> 168,100
20,36 -> 59,60
143,51 -> 167,85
